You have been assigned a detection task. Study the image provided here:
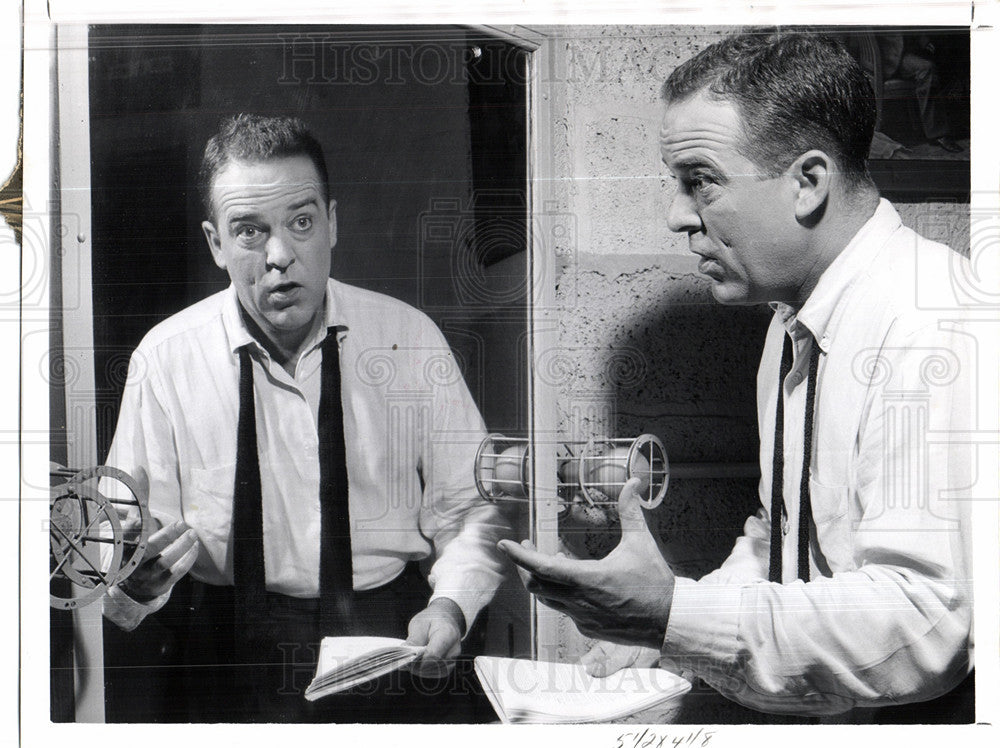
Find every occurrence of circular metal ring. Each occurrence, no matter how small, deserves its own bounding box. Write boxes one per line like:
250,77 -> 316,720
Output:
68,465 -> 152,578
627,434 -> 669,509
49,483 -> 124,610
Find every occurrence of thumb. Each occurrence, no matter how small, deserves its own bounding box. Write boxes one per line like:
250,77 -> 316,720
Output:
580,640 -> 641,678
131,466 -> 150,505
579,640 -> 611,677
616,477 -> 648,534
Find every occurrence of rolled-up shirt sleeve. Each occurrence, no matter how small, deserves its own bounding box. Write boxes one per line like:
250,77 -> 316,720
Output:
100,347 -> 182,630
418,328 -> 510,631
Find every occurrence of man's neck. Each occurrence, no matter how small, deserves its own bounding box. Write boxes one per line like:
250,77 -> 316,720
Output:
237,302 -> 325,377
789,190 -> 881,309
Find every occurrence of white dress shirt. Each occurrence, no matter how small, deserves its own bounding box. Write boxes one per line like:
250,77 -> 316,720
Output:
661,200 -> 975,715
103,279 -> 508,631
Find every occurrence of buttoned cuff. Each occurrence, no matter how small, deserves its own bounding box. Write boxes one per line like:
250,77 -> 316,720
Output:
660,576 -> 744,673
102,583 -> 172,631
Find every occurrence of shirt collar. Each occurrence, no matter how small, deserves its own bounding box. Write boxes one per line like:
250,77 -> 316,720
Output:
221,280 -> 349,357
770,199 -> 901,352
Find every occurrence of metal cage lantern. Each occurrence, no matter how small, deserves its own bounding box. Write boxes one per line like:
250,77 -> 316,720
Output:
475,433 -> 669,510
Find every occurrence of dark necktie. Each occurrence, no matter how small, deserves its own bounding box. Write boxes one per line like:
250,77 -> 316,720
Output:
317,332 -> 355,632
768,333 -> 820,583
231,331 -> 355,644
233,346 -> 265,633
796,346 -> 820,582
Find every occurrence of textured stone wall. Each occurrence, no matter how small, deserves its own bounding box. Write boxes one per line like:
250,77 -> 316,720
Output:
541,25 -> 761,668
537,25 -> 970,723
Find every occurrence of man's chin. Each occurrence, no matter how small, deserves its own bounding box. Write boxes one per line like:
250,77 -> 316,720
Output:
262,307 -> 319,335
709,282 -> 751,305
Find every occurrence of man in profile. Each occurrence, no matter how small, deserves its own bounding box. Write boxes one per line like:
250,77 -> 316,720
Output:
502,32 -> 975,721
102,114 -> 509,722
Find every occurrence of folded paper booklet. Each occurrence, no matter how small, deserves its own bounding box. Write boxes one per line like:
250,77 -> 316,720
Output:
304,637 -> 425,701
473,656 -> 691,724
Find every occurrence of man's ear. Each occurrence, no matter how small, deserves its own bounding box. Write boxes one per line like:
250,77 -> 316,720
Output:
788,150 -> 832,224
327,199 -> 338,248
201,220 -> 227,270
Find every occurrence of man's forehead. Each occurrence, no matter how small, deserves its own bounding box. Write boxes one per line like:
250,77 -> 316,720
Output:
211,157 -> 324,214
658,92 -> 746,164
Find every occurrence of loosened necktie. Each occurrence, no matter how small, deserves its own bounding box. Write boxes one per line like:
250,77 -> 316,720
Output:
768,334 -> 820,583
231,331 -> 355,646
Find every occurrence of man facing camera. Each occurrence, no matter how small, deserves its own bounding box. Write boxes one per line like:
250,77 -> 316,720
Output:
102,114 -> 509,722
502,32 -> 975,721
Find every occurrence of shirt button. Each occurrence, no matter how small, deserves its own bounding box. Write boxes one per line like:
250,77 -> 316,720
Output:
790,372 -> 803,385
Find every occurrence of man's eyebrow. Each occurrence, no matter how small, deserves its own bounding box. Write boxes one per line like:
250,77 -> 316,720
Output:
663,157 -> 725,181
287,196 -> 321,212
223,194 -> 320,224
226,210 -> 262,226
666,153 -> 720,172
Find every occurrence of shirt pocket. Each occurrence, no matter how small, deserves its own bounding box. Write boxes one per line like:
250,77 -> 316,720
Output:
808,478 -> 855,573
184,463 -> 235,559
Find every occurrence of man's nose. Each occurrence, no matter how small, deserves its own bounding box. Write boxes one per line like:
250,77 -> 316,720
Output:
264,232 -> 295,270
665,188 -> 702,235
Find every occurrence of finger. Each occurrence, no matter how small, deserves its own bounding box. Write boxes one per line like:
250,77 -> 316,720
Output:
131,465 -> 150,504
148,529 -> 197,570
497,539 -> 545,571
404,632 -> 429,647
532,593 -> 580,619
117,511 -> 143,542
139,540 -> 199,597
120,514 -> 162,543
523,574 -> 582,599
534,588 -> 600,617
599,643 -> 642,675
116,508 -> 141,528
410,653 -> 455,679
145,520 -> 189,556
166,536 -> 199,579
632,647 -> 662,668
616,477 -> 648,533
578,641 -> 610,677
512,563 -> 534,591
409,621 -> 460,679
498,539 -> 581,585
424,627 -> 458,661
145,521 -> 182,556
583,658 -> 608,677
421,639 -> 447,662
404,612 -> 431,647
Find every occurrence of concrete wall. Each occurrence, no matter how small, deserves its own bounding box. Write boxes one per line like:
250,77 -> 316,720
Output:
536,25 -> 970,723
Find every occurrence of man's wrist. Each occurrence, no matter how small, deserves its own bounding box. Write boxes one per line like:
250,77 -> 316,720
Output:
644,573 -> 675,650
118,577 -> 162,604
427,596 -> 467,637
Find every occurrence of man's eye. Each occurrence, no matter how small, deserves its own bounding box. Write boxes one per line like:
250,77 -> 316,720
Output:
292,216 -> 313,232
685,175 -> 714,193
236,225 -> 262,240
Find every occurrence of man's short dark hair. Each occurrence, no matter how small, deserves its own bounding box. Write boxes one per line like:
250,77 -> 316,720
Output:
661,31 -> 876,186
197,113 -> 330,220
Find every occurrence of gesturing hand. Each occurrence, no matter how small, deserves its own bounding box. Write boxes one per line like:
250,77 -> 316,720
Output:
404,597 -> 464,679
119,519 -> 199,602
498,478 -> 676,650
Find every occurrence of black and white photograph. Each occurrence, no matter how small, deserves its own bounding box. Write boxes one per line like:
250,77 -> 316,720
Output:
8,0 -> 1000,744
